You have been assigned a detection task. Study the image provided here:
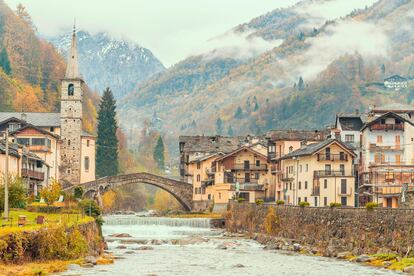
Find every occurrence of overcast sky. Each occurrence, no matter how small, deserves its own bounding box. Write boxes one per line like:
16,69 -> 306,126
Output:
5,0 -> 300,66
5,0 -> 377,67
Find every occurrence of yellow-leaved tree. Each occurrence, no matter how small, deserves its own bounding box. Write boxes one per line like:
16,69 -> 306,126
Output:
263,207 -> 279,235
40,179 -> 61,206
102,190 -> 116,213
151,190 -> 180,211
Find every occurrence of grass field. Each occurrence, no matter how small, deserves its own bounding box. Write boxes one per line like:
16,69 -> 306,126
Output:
0,209 -> 94,236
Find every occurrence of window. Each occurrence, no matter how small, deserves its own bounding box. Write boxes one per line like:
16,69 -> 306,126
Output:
84,157 -> 90,172
396,154 -> 401,164
304,181 -> 308,189
377,135 -> 383,144
314,197 -> 318,207
289,182 -> 292,190
269,145 -> 275,153
324,179 -> 327,189
325,164 -> 331,174
298,181 -> 301,190
255,173 -> 260,179
87,140 -> 90,147
197,174 -> 200,182
324,197 -> 328,206
289,146 -> 293,152
341,179 -> 347,194
304,197 -> 307,203
16,138 -> 30,146
8,123 -> 20,132
219,193 -> 221,199
197,162 -> 201,169
68,139 -> 71,146
305,164 -> 308,172
339,164 -> 345,175
345,134 -> 354,143
299,165 -> 302,173
339,152 -> 345,160
298,197 -> 301,203
68,83 -> 74,96
256,160 -> 260,167
341,196 -> 347,206
50,127 -> 55,132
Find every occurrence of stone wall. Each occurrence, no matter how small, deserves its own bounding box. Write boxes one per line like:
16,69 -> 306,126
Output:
226,203 -> 414,256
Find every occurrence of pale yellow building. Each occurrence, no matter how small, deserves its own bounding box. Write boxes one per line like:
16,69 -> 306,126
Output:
279,139 -> 356,207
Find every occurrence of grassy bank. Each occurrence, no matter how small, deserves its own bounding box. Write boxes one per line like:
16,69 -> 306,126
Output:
0,209 -> 94,236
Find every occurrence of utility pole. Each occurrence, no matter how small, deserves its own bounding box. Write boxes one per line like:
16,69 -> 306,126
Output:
4,129 -> 9,220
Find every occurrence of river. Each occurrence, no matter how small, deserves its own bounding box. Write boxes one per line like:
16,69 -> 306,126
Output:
61,215 -> 399,276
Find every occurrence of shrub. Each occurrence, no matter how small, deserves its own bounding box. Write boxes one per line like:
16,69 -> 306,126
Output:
255,199 -> 264,205
0,232 -> 28,262
299,201 -> 310,207
66,227 -> 88,258
276,200 -> 285,205
237,197 -> 246,203
366,202 -> 379,210
373,253 -> 398,261
27,204 -> 61,213
73,186 -> 84,199
329,202 -> 341,208
263,207 -> 279,235
78,199 -> 101,218
0,175 -> 27,211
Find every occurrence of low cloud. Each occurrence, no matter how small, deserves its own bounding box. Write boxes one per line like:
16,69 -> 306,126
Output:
192,29 -> 282,60
297,20 -> 389,80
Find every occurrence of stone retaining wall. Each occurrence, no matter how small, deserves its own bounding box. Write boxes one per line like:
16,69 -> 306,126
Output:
226,203 -> 414,256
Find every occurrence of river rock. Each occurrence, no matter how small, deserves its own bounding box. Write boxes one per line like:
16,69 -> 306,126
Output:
136,246 -> 154,250
216,244 -> 227,250
171,239 -> 180,245
337,251 -> 352,259
383,261 -> 393,267
116,245 -> 127,249
404,266 -> 414,274
293,243 -> 301,252
355,255 -> 374,263
81,263 -> 94,268
125,251 -> 135,254
84,256 -> 97,265
110,233 -> 132,238
151,239 -> 163,245
233,264 -> 245,268
179,236 -> 209,245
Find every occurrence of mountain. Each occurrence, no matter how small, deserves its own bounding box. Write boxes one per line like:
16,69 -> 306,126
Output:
0,0 -> 98,133
50,31 -> 165,98
118,0 -> 384,149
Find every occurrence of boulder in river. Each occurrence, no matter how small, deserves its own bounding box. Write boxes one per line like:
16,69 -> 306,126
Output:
84,256 -> 97,265
355,255 -> 374,263
136,246 -> 154,250
116,245 -> 127,249
233,264 -> 245,268
179,235 -> 209,245
110,233 -> 132,238
404,266 -> 414,274
125,251 -> 135,254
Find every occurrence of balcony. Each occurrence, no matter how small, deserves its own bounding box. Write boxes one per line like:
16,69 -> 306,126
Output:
370,123 -> 404,131
224,176 -> 259,184
205,167 -> 216,174
311,186 -> 320,196
27,145 -> 51,152
317,153 -> 348,161
21,169 -> 44,181
369,144 -> 402,151
271,165 -> 282,174
268,152 -> 282,161
201,179 -> 214,187
314,170 -> 350,178
230,183 -> 264,191
281,174 -> 294,182
337,187 -> 353,196
232,163 -> 268,171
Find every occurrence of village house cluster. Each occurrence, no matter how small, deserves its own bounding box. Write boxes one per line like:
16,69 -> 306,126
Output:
0,27 -> 96,195
180,103 -> 414,211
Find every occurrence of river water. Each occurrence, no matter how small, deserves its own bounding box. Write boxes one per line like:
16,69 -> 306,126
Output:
62,215 -> 399,276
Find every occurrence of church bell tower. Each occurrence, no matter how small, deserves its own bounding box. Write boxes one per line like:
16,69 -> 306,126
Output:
60,25 -> 83,185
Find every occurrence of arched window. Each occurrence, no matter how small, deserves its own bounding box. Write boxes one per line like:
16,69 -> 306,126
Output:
68,139 -> 71,146
289,146 -> 293,152
68,83 -> 74,96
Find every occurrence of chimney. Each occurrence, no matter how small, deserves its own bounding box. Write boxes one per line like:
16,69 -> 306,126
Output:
21,112 -> 27,122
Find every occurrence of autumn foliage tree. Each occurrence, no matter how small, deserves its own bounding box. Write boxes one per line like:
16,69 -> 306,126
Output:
40,179 -> 62,206
151,190 -> 180,211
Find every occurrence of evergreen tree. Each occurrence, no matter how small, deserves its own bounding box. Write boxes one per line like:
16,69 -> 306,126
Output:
227,125 -> 234,136
96,87 -> 119,178
298,76 -> 305,91
246,97 -> 251,113
153,135 -> 165,170
0,48 -> 11,75
216,117 -> 223,135
381,64 -> 386,76
234,106 -> 243,119
253,96 -> 259,112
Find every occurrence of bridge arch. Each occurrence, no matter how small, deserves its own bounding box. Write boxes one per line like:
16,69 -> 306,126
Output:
67,173 -> 193,211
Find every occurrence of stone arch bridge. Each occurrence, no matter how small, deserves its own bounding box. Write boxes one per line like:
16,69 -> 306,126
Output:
64,173 -> 193,211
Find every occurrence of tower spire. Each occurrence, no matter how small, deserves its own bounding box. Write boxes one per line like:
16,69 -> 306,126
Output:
65,21 -> 80,79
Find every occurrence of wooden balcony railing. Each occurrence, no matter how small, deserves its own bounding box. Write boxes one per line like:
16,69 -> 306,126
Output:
317,153 -> 348,161
224,176 -> 259,184
370,124 -> 404,131
232,163 -> 268,171
230,183 -> 264,191
21,169 -> 44,181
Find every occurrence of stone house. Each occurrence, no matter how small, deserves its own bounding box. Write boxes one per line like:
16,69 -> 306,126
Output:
278,139 -> 356,207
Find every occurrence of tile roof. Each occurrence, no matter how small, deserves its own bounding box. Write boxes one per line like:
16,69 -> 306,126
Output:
384,75 -> 408,82
279,139 -> 355,160
266,129 -> 329,141
0,112 -> 60,127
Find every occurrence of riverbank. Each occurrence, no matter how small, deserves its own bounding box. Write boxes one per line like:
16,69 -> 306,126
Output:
0,210 -> 108,276
226,202 -> 414,273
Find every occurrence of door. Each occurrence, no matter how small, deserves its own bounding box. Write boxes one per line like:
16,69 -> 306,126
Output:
244,160 -> 250,170
325,147 -> 331,160
386,198 -> 392,208
325,164 -> 331,176
339,164 -> 345,176
245,173 -> 250,183
341,196 -> 347,206
395,135 -> 401,150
